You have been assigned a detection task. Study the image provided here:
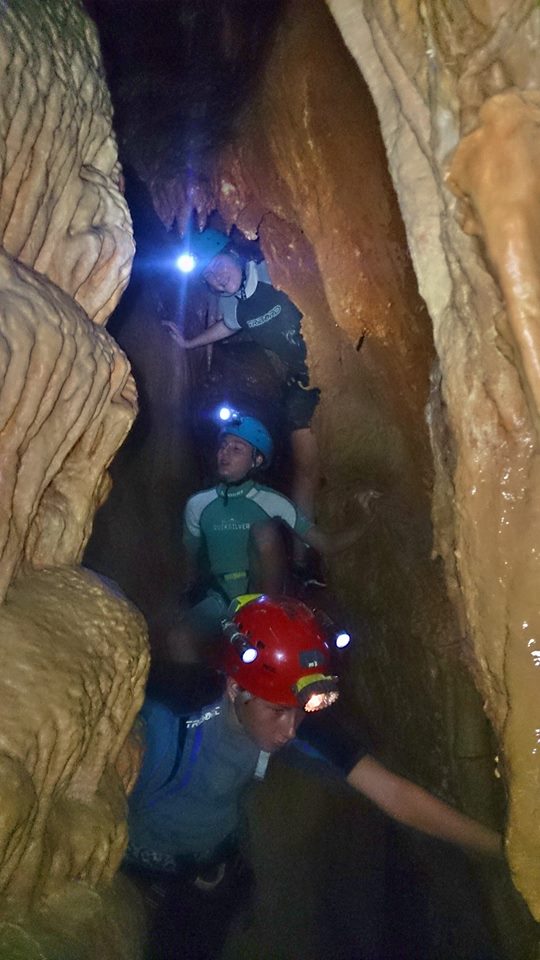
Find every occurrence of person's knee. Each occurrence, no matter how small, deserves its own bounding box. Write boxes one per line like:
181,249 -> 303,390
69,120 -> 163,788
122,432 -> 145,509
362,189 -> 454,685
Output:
249,520 -> 282,553
163,599 -> 223,663
164,620 -> 199,664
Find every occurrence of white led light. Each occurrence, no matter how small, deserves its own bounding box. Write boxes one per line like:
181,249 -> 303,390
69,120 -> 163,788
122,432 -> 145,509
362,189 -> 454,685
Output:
219,406 -> 233,421
304,690 -> 339,712
241,647 -> 258,664
176,253 -> 196,273
335,631 -> 351,649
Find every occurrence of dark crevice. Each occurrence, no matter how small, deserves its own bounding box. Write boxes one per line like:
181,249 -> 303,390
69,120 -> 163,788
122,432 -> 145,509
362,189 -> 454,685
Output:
84,0 -> 286,193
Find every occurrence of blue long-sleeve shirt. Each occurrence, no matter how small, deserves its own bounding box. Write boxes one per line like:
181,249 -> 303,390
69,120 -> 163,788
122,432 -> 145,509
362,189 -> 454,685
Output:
126,691 -> 369,873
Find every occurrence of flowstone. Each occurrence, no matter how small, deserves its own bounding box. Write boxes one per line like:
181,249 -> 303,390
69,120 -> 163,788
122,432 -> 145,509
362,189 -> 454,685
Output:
0,1 -> 148,956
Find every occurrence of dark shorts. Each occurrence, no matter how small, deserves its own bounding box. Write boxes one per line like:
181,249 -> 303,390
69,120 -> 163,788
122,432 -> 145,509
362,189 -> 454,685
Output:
284,380 -> 321,431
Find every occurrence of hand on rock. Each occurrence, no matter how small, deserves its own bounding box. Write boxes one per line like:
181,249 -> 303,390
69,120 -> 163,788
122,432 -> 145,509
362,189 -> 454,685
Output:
163,321 -> 188,348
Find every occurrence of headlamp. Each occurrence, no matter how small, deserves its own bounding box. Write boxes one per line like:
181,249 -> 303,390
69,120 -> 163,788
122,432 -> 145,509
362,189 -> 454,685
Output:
217,405 -> 241,426
221,618 -> 258,665
176,252 -> 197,274
218,405 -> 234,422
304,690 -> 339,712
293,674 -> 339,713
314,609 -> 352,651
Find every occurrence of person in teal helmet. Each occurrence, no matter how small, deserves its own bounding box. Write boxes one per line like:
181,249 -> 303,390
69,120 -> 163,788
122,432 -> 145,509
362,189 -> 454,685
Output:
219,413 -> 274,466
166,227 -> 323,583
166,410 -> 378,662
177,227 -> 231,273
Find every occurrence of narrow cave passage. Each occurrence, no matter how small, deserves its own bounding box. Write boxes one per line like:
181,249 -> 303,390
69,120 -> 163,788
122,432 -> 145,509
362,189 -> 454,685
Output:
85,194 -> 510,960
82,1 -> 530,957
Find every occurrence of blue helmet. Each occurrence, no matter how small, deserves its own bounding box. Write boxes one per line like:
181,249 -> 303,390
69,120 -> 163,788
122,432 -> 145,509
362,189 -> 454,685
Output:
186,228 -> 230,271
220,415 -> 273,466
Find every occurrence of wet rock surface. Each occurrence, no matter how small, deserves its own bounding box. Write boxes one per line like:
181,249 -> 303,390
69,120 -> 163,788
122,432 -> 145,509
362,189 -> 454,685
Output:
327,0 -> 540,921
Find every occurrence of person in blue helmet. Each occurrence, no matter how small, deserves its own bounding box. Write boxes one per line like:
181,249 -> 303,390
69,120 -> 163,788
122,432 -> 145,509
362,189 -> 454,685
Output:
165,227 -> 322,581
166,411 -> 378,663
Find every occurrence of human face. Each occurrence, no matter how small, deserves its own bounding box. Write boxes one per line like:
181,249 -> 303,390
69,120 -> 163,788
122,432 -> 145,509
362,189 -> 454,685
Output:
217,434 -> 259,483
203,253 -> 243,295
228,681 -> 304,753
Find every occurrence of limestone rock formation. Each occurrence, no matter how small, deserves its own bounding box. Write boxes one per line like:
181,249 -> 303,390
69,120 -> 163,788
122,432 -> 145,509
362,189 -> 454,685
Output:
326,0 -> 540,919
0,249 -> 137,600
0,0 -> 134,325
0,567 -> 148,908
0,1 -> 146,956
448,89 -> 540,417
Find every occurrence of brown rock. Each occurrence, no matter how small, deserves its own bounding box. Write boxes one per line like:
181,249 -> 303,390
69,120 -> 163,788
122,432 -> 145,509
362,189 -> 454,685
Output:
0,566 -> 148,908
0,249 -> 137,600
0,0 -> 134,324
0,1 -> 145,955
328,0 -> 540,920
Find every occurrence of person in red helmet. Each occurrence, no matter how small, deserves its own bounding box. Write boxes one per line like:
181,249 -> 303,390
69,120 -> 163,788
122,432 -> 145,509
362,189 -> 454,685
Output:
125,595 -> 503,957
127,596 -> 501,875
125,595 -> 501,960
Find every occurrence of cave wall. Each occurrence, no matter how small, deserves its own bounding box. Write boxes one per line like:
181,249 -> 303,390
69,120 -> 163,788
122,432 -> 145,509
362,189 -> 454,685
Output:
203,0 -> 503,830
0,1 -> 148,956
104,0 -> 515,875
74,0 -> 537,944
326,0 -> 540,921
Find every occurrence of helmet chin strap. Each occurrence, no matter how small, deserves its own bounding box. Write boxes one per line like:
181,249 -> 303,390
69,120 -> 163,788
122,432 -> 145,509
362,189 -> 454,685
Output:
222,450 -> 261,505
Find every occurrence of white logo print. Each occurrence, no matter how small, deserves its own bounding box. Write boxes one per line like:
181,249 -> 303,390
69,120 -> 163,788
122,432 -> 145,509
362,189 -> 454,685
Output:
247,305 -> 282,327
186,705 -> 222,728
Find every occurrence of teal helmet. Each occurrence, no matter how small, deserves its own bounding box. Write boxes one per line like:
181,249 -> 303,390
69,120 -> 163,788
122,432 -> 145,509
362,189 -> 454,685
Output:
178,228 -> 230,273
219,414 -> 273,466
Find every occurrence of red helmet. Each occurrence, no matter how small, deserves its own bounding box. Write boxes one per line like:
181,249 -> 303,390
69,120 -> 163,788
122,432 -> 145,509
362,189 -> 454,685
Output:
222,595 -> 341,712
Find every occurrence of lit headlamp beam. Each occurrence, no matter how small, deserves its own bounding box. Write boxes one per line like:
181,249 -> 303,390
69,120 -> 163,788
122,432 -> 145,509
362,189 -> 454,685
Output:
304,690 -> 339,712
176,253 -> 196,273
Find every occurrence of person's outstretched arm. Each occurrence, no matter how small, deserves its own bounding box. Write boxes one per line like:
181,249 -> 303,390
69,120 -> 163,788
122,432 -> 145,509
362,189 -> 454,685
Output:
302,490 -> 380,556
346,754 -> 503,857
163,320 -> 235,349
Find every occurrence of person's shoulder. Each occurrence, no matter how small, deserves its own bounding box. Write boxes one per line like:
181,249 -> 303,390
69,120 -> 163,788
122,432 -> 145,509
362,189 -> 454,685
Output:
186,486 -> 219,509
250,482 -> 295,507
248,484 -> 299,525
250,480 -> 289,501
